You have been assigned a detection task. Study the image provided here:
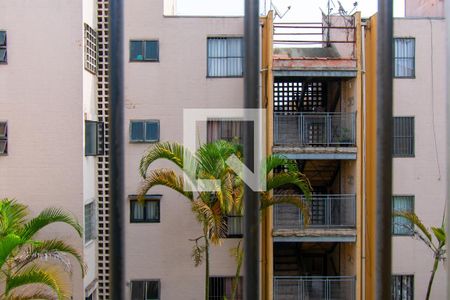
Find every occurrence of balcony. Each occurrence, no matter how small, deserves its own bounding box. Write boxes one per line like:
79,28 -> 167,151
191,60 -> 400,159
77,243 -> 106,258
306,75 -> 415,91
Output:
273,194 -> 356,242
273,112 -> 356,160
274,276 -> 356,300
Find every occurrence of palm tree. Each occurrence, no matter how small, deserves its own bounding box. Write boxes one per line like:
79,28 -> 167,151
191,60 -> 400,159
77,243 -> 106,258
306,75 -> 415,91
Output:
0,198 -> 85,300
138,141 -> 311,300
394,211 -> 446,300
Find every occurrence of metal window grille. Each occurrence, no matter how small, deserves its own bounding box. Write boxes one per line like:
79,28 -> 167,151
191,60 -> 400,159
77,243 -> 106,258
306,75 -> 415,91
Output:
226,215 -> 243,237
394,38 -> 415,78
84,23 -> 98,74
392,196 -> 414,235
129,40 -> 159,61
274,79 -> 326,113
85,201 -> 97,243
129,120 -> 160,143
85,120 -> 105,156
130,280 -> 160,300
0,31 -> 6,63
392,275 -> 414,300
207,37 -> 243,77
393,117 -> 414,157
0,121 -> 7,155
209,277 -> 243,300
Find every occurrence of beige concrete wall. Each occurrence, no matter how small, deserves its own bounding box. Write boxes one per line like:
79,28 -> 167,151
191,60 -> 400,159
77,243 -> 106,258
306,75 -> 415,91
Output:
124,1 -> 244,299
405,0 -> 444,18
392,17 -> 447,299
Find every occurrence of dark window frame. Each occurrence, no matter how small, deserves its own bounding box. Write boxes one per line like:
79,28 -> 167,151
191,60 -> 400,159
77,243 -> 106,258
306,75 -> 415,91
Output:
85,120 -> 105,156
129,120 -> 160,143
394,37 -> 415,79
130,279 -> 161,300
129,40 -> 159,62
0,30 -> 6,63
392,195 -> 414,236
393,116 -> 415,157
392,274 -> 414,300
129,195 -> 162,223
225,215 -> 243,238
84,201 -> 96,243
84,23 -> 98,75
207,37 -> 244,78
0,121 -> 7,155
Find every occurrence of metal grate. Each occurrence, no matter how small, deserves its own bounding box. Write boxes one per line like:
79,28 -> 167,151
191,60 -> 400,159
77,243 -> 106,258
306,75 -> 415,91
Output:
274,79 -> 326,113
393,117 -> 414,157
392,275 -> 414,300
84,23 -> 98,75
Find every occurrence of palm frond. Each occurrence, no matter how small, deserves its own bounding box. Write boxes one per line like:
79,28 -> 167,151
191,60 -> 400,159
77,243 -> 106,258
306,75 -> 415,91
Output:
192,200 -> 226,244
393,211 -> 432,242
139,169 -> 194,201
260,194 -> 311,225
20,209 -> 82,241
431,227 -> 446,246
264,155 -> 299,175
5,266 -> 68,300
0,199 -> 28,237
139,142 -> 197,181
0,233 -> 24,269
266,172 -> 312,199
5,291 -> 54,300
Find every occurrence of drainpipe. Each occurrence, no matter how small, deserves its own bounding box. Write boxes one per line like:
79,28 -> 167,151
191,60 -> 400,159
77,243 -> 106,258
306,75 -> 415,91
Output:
445,1 -> 450,297
361,20 -> 367,300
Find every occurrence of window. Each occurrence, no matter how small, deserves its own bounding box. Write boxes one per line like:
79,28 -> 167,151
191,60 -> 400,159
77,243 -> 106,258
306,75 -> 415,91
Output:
84,23 -> 98,74
394,38 -> 415,78
207,120 -> 242,143
0,31 -> 6,63
130,40 -> 159,62
85,121 -> 105,156
392,275 -> 414,300
209,277 -> 242,300
130,195 -> 161,223
225,215 -> 243,238
130,280 -> 160,300
392,196 -> 414,236
0,121 -> 7,155
130,120 -> 159,143
84,201 -> 96,243
393,117 -> 414,157
207,37 -> 243,77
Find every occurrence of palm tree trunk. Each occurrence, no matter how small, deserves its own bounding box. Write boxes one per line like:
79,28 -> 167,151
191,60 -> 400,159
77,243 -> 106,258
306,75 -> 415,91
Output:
204,232 -> 210,300
231,246 -> 243,300
426,256 -> 439,300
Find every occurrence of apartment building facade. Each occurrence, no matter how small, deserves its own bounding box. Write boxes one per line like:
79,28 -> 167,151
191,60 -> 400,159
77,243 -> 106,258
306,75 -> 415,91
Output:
0,0 -> 99,299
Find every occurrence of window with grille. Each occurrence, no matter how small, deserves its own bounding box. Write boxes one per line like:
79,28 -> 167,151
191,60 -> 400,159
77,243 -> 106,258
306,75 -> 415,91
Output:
393,117 -> 414,157
225,215 -> 243,238
84,201 -> 96,243
392,196 -> 414,236
130,280 -> 160,300
85,120 -> 105,156
0,121 -> 7,155
207,120 -> 243,143
392,275 -> 414,300
394,38 -> 415,78
209,277 -> 242,300
84,24 -> 98,74
130,120 -> 159,143
0,31 -> 6,63
130,40 -> 159,62
207,37 -> 243,77
130,195 -> 161,223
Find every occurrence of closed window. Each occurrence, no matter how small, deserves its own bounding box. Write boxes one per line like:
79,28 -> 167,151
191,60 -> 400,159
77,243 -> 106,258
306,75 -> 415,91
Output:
130,40 -> 159,62
130,195 -> 161,223
392,196 -> 414,236
225,215 -> 243,238
207,120 -> 243,143
393,117 -> 414,157
84,201 -> 96,243
130,120 -> 159,143
84,23 -> 98,74
131,280 -> 160,300
85,121 -> 105,156
0,121 -> 7,155
207,37 -> 243,77
209,277 -> 242,300
392,275 -> 414,300
0,31 -> 6,63
394,38 -> 415,78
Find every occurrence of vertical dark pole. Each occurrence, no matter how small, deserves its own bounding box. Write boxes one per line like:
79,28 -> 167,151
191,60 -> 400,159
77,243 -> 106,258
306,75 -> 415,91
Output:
376,0 -> 393,299
108,0 -> 125,299
244,0 -> 259,299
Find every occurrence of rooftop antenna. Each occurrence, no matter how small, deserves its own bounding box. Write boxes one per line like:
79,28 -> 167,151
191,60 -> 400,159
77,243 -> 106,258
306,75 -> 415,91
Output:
270,1 -> 291,19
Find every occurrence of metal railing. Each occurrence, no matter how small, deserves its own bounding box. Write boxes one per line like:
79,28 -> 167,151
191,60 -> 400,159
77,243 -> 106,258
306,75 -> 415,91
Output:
274,112 -> 356,147
274,194 -> 356,230
274,276 -> 356,300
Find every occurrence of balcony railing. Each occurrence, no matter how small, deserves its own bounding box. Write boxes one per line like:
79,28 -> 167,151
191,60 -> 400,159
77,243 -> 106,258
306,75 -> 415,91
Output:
274,276 -> 356,300
274,112 -> 356,147
274,194 -> 356,230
